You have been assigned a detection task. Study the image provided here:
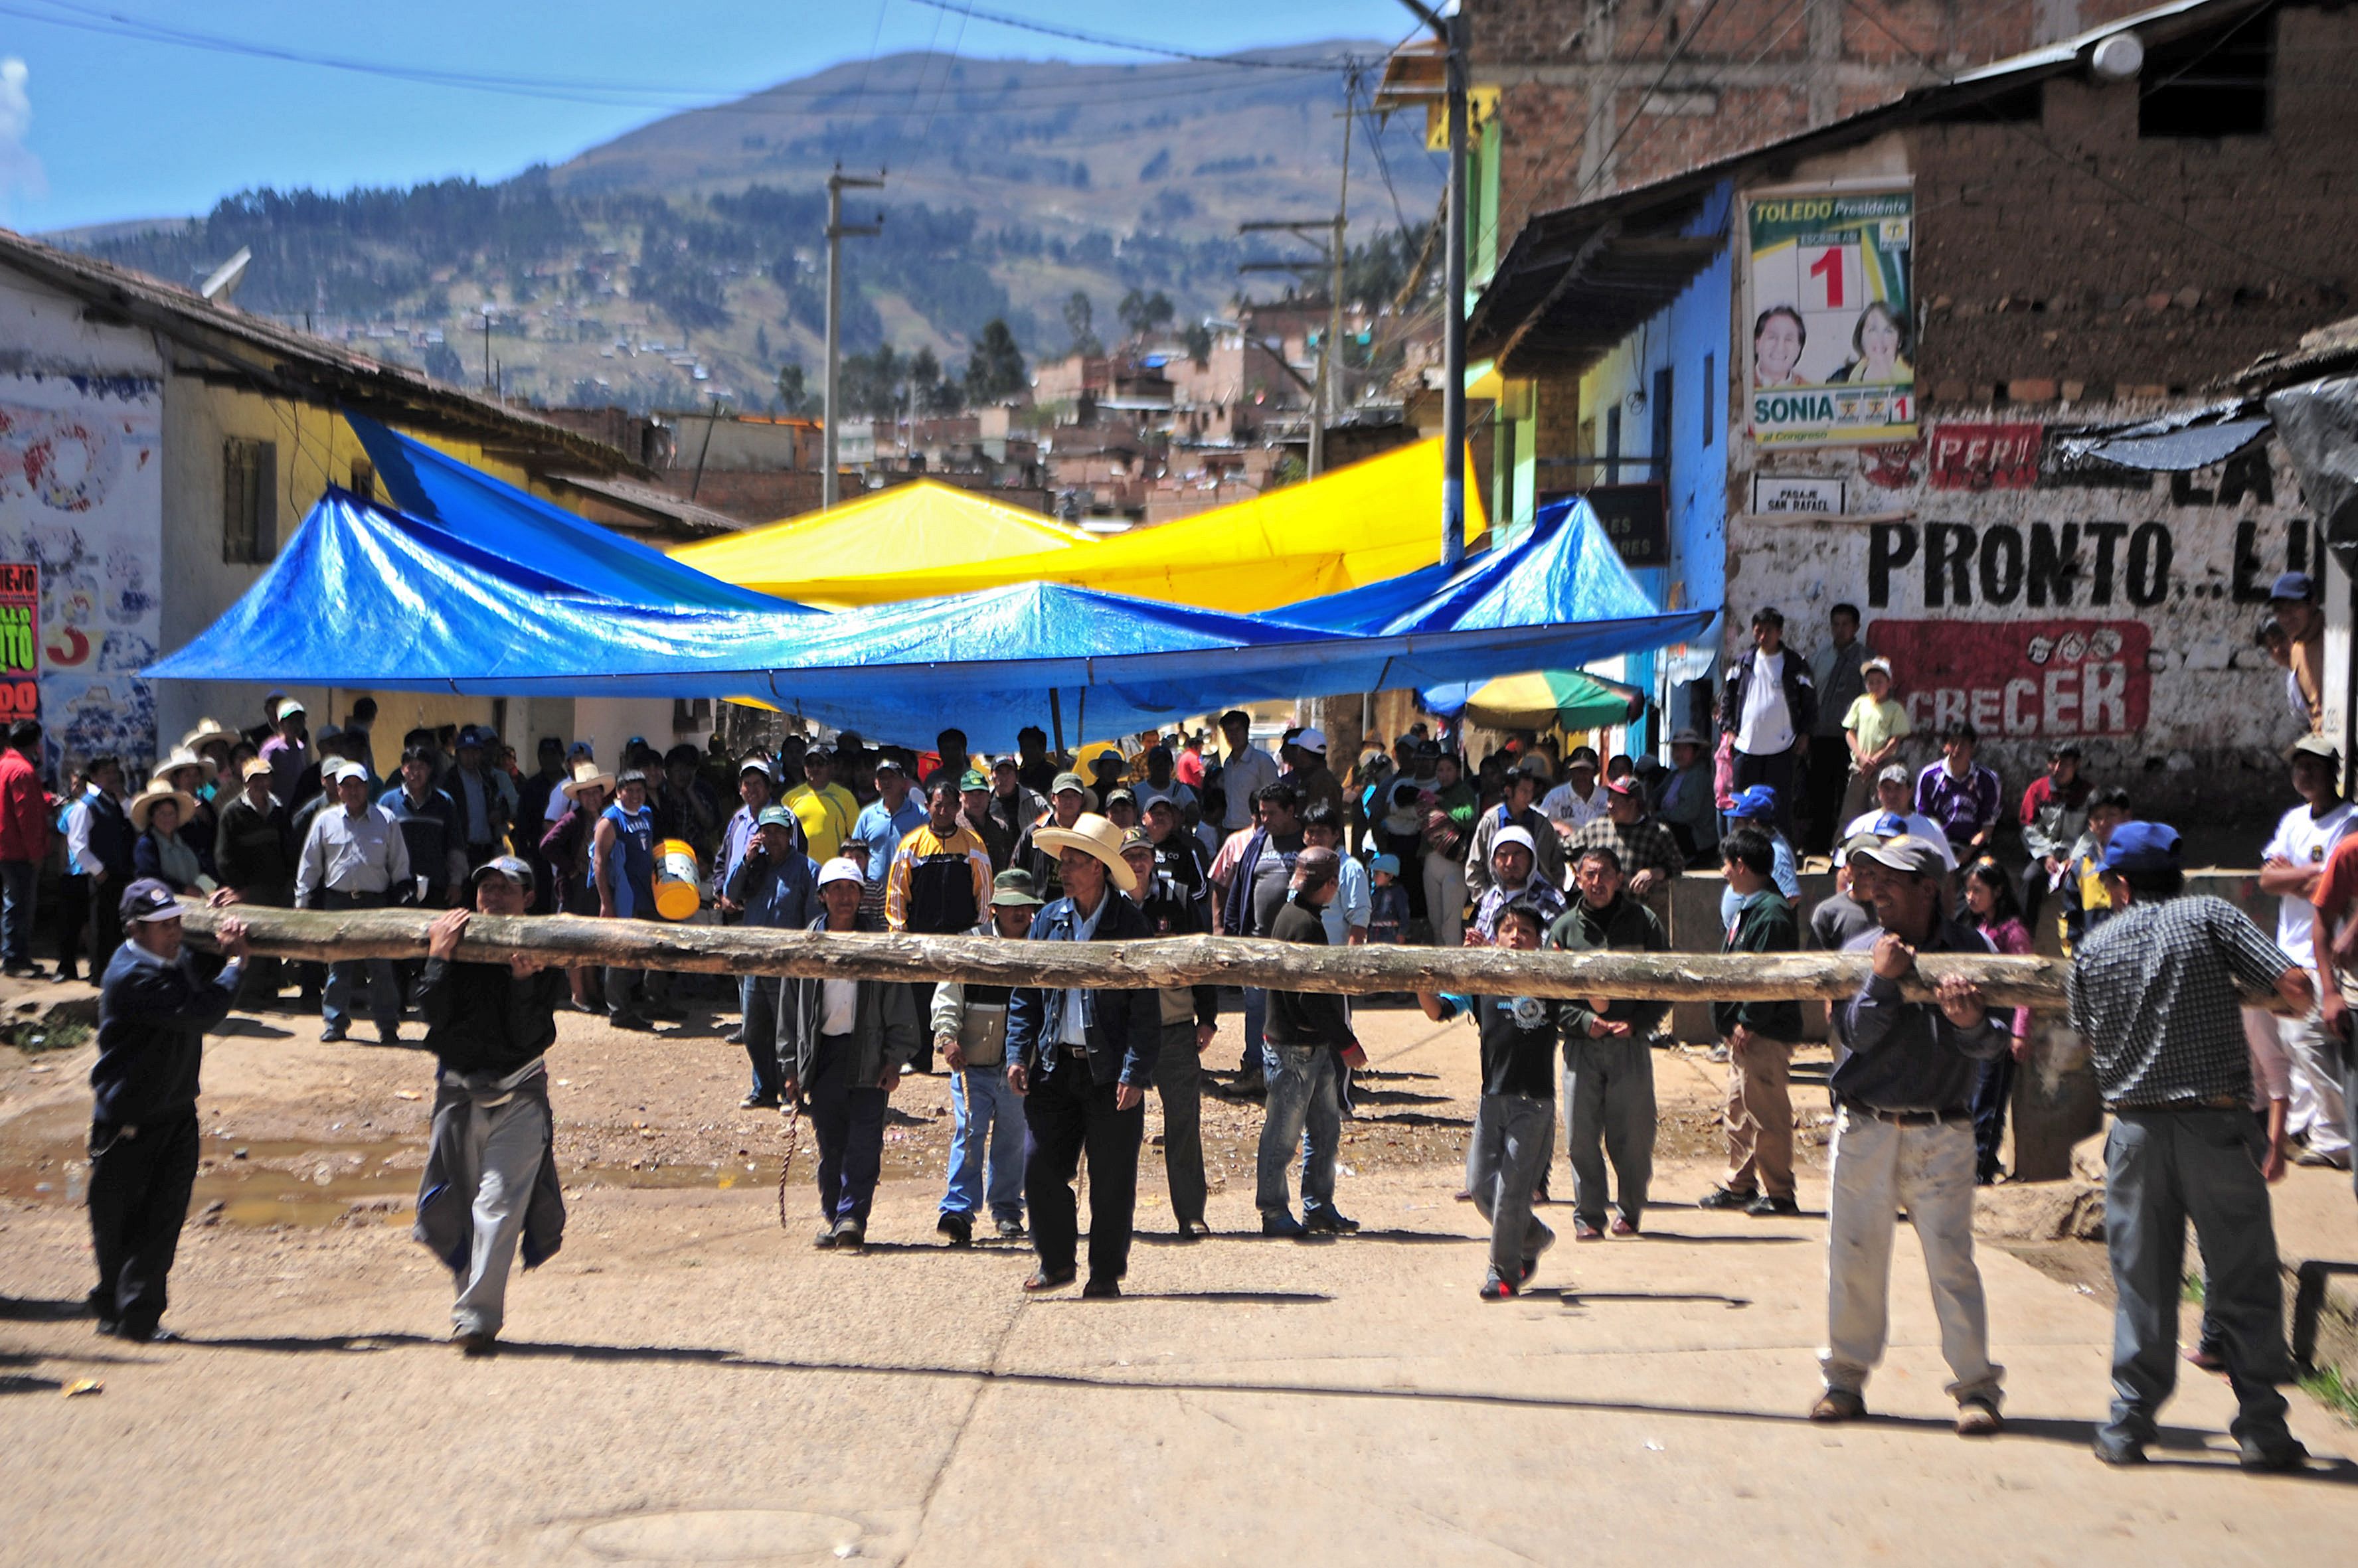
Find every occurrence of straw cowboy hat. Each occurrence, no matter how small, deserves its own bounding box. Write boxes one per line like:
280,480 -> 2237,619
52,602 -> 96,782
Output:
149,745 -> 218,786
127,784 -> 200,834
1030,812 -> 1139,896
560,759 -> 616,801
178,718 -> 237,755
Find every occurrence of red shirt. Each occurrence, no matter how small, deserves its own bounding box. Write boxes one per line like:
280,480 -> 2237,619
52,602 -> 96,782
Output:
0,747 -> 48,862
2311,832 -> 2358,946
1175,748 -> 1205,788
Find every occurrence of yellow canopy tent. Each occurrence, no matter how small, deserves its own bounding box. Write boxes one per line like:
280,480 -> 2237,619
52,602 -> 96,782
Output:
675,439 -> 1484,614
668,479 -> 1096,605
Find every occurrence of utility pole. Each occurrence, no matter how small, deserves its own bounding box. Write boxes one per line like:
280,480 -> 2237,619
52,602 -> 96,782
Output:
479,304 -> 496,393
1236,76 -> 1358,479
823,165 -> 885,510
1397,1 -> 1469,568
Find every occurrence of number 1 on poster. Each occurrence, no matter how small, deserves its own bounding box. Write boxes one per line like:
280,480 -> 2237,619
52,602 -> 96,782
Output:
1806,245 -> 1850,310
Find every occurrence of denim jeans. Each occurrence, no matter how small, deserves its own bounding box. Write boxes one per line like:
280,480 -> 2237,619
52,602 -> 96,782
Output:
740,975 -> 781,1102
1820,1107 -> 2002,1405
1470,1092 -> 1554,1284
320,889 -> 400,1036
0,857 -> 36,968
942,1064 -> 1025,1223
1236,987 -> 1268,1078
2102,1109 -> 2294,1452
1255,1042 -> 1339,1221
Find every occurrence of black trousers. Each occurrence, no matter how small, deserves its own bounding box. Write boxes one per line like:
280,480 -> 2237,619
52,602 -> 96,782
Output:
87,1113 -> 200,1335
88,881 -> 125,981
1023,1057 -> 1143,1285
54,872 -> 90,980
1804,735 -> 1851,856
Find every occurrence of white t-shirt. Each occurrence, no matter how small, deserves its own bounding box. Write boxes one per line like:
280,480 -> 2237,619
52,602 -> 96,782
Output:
1540,779 -> 1610,829
819,977 -> 858,1036
1735,649 -> 1796,756
2264,799 -> 2356,967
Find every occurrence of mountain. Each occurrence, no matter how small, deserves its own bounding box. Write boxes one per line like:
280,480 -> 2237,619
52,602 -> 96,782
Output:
68,46 -> 1438,416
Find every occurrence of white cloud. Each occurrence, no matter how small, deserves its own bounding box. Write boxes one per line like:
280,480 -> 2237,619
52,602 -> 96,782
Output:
0,57 -> 48,208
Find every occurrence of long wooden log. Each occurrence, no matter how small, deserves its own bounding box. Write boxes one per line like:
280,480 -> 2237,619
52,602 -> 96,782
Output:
174,900 -> 2102,1008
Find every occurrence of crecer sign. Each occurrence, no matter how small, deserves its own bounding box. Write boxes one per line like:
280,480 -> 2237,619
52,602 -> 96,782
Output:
1871,619 -> 2149,739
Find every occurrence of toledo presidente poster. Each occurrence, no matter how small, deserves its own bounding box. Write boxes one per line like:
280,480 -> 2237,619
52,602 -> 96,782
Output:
1744,183 -> 1917,449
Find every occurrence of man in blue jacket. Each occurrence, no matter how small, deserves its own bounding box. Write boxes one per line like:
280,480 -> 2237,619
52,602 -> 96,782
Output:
1007,814 -> 1161,1298
88,880 -> 250,1340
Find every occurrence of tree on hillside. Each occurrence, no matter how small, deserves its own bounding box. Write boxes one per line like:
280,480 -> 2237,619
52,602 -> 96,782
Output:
1183,321 -> 1213,370
1117,288 -> 1176,341
774,362 -> 820,418
422,340 -> 466,385
1063,291 -> 1100,356
965,319 -> 1028,404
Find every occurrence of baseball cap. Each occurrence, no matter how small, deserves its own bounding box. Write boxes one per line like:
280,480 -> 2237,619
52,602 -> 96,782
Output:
2287,734 -> 2341,765
738,753 -> 774,778
959,769 -> 989,790
274,698 -> 306,721
1566,746 -> 1600,771
755,805 -> 797,830
2271,570 -> 2315,602
240,757 -> 275,782
1862,656 -> 1894,678
1877,761 -> 1912,786
329,759 -> 371,786
1602,773 -> 1643,797
1051,771 -> 1089,796
1667,728 -> 1706,748
1104,786 -> 1137,807
990,868 -> 1043,907
2101,821 -> 2181,874
1871,811 -> 1910,837
872,755 -> 905,775
120,878 -> 181,922
1370,852 -> 1401,876
817,857 -> 866,889
1727,784 -> 1778,819
1295,728 -> 1327,754
1119,826 -> 1155,854
1849,834 -> 1947,878
466,854 -> 533,893
991,755 -> 1018,773
1143,793 -> 1179,816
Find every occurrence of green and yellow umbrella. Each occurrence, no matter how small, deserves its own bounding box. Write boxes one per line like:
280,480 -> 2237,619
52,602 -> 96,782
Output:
1426,669 -> 1645,733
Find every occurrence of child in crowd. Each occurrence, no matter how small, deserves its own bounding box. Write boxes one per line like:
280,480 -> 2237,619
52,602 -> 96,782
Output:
1366,854 -> 1409,946
1417,900 -> 1573,1298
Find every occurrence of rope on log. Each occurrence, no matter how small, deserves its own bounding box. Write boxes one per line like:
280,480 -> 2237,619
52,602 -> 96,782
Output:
175,900 -> 2104,1008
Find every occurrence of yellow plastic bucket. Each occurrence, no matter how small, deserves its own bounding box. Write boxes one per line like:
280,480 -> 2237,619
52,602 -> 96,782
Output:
653,838 -> 703,921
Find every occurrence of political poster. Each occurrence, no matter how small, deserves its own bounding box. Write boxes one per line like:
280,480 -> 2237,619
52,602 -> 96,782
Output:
0,562 -> 37,720
1743,184 -> 1916,448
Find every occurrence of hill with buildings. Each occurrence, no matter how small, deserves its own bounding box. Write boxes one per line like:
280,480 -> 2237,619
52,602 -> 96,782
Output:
64,46 -> 1437,417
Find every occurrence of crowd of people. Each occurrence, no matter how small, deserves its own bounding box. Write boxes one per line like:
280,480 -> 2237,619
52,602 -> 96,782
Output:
54,570 -> 2355,1471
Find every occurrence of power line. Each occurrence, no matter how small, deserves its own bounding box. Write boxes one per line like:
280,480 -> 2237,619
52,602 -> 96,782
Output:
901,0 -> 1350,71
1578,0 -> 1734,198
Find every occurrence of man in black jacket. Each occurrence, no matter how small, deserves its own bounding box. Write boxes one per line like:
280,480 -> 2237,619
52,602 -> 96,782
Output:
410,856 -> 570,1354
88,880 -> 250,1340
1547,844 -> 1672,1237
213,756 -> 293,1005
1006,815 -> 1161,1297
1122,828 -> 1217,1238
1256,845 -> 1365,1238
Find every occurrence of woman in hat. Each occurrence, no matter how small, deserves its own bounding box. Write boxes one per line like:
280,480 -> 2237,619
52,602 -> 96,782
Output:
149,747 -> 220,866
129,783 -> 209,895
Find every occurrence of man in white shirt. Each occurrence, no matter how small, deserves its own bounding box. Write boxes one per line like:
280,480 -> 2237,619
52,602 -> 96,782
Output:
1214,709 -> 1280,832
1719,606 -> 1815,840
295,761 -> 412,1046
1541,746 -> 1611,832
2259,735 -> 2355,1166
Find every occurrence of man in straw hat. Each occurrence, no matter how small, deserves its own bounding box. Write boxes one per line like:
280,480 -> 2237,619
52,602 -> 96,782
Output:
782,858 -> 921,1253
412,855 -> 570,1356
0,717 -> 48,977
930,868 -> 1045,1245
1006,812 -> 1159,1296
539,758 -> 612,1014
87,878 -> 250,1340
295,760 -> 411,1046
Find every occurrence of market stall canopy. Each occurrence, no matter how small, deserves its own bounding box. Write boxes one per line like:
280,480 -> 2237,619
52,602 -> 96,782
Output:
148,492 -> 1704,749
685,439 -> 1486,613
346,412 -> 793,612
666,479 -> 1098,605
1420,668 -> 1646,731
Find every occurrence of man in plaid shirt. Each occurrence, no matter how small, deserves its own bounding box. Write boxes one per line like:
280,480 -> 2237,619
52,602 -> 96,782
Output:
1566,777 -> 1684,901
2068,821 -> 2314,1471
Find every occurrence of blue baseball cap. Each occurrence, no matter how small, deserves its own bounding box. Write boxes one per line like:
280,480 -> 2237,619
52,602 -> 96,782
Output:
2100,821 -> 2180,873
1369,852 -> 1401,876
120,877 -> 181,923
1871,811 -> 1910,836
1728,784 -> 1779,819
2270,570 -> 2315,603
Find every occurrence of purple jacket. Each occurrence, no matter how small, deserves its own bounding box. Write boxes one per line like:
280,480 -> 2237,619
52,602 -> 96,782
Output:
1914,761 -> 2001,845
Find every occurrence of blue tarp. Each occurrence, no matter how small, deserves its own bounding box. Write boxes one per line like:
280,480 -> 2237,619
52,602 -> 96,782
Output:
346,412 -> 800,612
147,492 -> 1713,748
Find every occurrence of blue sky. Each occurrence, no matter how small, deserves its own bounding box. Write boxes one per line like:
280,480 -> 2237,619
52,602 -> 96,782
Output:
0,1 -> 1420,232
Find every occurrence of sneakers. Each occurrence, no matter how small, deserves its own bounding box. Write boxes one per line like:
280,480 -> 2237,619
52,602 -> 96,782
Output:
740,1093 -> 780,1110
995,1217 -> 1027,1241
1477,1275 -> 1517,1301
1304,1208 -> 1359,1234
1810,1389 -> 1867,1423
829,1219 -> 865,1253
1697,1186 -> 1755,1211
936,1212 -> 973,1247
1955,1398 -> 2003,1437
1261,1212 -> 1309,1239
1746,1193 -> 1801,1217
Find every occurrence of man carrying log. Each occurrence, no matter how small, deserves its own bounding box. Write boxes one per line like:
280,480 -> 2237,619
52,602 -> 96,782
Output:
1006,815 -> 1160,1298
412,856 -> 569,1356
